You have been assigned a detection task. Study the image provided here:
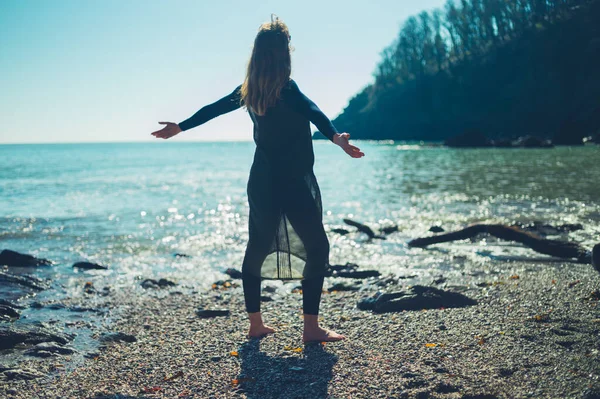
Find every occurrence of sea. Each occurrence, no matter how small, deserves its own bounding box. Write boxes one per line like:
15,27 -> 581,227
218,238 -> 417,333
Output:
1,142 -> 599,357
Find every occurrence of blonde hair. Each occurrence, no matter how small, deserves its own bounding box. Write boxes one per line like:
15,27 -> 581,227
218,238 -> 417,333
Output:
240,15 -> 292,116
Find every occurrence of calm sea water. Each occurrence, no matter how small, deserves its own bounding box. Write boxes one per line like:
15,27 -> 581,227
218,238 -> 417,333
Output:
1,142 -> 600,306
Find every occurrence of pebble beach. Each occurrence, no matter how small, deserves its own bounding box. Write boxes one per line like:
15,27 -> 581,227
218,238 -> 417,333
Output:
1,255 -> 599,399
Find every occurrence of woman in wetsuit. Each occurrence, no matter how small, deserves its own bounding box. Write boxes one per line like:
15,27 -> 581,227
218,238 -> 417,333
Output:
151,15 -> 364,343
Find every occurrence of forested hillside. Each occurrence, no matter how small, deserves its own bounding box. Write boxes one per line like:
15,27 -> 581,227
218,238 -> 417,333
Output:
316,0 -> 600,144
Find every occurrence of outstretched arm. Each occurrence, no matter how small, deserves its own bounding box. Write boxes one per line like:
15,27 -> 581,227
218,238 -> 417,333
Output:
151,85 -> 242,139
286,80 -> 364,158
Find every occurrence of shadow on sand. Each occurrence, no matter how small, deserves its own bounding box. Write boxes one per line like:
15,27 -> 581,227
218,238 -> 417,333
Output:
236,339 -> 338,399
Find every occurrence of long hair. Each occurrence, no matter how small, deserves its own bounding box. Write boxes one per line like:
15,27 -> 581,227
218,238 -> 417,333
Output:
240,15 -> 292,116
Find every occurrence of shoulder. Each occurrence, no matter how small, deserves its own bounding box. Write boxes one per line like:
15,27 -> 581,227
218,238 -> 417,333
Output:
282,79 -> 303,101
285,78 -> 300,91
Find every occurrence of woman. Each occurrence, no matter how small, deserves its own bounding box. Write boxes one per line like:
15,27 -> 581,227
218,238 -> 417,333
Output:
152,16 -> 364,343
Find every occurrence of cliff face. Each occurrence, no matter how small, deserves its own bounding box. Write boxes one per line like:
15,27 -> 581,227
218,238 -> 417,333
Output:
317,0 -> 600,143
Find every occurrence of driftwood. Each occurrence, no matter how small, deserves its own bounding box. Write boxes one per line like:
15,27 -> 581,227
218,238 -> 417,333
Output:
343,219 -> 397,239
408,224 -> 593,264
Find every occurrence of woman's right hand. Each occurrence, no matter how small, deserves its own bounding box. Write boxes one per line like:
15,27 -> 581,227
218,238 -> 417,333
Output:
333,133 -> 365,158
151,122 -> 182,139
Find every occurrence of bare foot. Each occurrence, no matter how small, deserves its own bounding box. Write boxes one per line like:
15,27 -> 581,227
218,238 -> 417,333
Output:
248,324 -> 276,339
303,327 -> 346,343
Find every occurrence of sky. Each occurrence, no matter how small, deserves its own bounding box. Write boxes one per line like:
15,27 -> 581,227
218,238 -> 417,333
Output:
0,0 -> 447,144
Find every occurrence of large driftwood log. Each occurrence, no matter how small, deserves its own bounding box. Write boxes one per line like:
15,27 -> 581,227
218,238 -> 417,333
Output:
408,224 -> 592,264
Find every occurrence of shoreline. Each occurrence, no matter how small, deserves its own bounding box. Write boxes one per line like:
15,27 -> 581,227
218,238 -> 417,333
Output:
1,258 -> 598,399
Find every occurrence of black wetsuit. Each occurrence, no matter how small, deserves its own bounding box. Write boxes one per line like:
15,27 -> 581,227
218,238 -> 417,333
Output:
178,79 -> 339,315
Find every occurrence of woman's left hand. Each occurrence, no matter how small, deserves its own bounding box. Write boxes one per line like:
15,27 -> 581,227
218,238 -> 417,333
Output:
334,133 -> 365,158
151,122 -> 182,139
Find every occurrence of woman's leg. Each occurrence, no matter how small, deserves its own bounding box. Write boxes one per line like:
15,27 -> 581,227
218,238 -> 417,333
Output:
283,180 -> 346,343
242,176 -> 280,337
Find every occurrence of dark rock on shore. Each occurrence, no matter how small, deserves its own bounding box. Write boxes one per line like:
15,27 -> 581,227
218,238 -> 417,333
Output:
357,285 -> 477,313
195,308 -> 230,318
1,368 -> 45,380
331,228 -> 350,235
0,249 -> 52,267
0,304 -> 20,320
73,261 -> 108,270
429,226 -> 444,233
0,299 -> 25,309
24,342 -> 76,358
140,278 -> 177,289
83,281 -> 96,294
325,262 -> 380,279
445,130 -> 492,148
328,282 -> 361,292
99,332 -> 137,344
332,269 -> 381,279
173,253 -> 192,258
225,268 -> 243,279
0,300 -> 23,320
260,295 -> 273,302
0,271 -> 48,291
0,326 -> 74,350
329,263 -> 359,272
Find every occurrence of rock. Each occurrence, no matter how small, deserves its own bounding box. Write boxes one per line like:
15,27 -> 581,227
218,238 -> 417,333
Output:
225,268 -> 243,279
433,276 -> 447,285
429,226 -> 444,233
0,304 -> 20,320
83,281 -> 96,294
46,303 -> 67,310
381,225 -> 399,235
328,282 -> 361,292
444,130 -> 492,148
0,249 -> 52,267
195,308 -> 230,318
262,285 -> 277,293
260,295 -> 273,302
211,280 -> 238,290
436,382 -> 460,393
332,270 -> 381,279
99,332 -> 137,344
357,285 -> 477,313
331,228 -> 350,235
0,271 -> 48,291
0,326 -> 74,350
140,278 -> 177,289
72,261 -> 108,270
173,253 -> 192,258
24,342 -> 76,357
515,135 -> 554,148
329,263 -> 359,272
593,244 -> 600,274
2,368 -> 45,380
0,299 -> 25,309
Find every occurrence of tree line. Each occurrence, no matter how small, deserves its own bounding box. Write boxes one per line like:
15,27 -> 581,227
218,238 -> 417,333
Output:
320,0 -> 600,143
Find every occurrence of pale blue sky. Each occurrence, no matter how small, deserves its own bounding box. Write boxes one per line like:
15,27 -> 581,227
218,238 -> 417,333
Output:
0,0 -> 446,143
